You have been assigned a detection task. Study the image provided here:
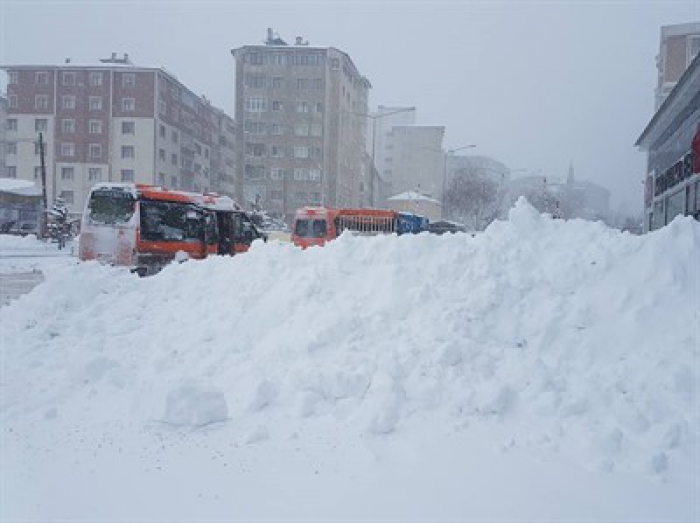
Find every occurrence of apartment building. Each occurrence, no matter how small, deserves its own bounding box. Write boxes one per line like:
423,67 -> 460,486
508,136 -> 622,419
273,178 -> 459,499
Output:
3,54 -> 235,212
0,94 -> 7,178
382,125 -> 445,200
232,29 -> 371,219
655,22 -> 700,110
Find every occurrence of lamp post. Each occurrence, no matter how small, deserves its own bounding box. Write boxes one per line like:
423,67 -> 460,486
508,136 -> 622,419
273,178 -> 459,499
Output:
346,106 -> 416,207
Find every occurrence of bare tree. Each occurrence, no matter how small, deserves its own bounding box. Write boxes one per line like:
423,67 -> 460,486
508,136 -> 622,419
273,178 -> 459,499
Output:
444,168 -> 503,230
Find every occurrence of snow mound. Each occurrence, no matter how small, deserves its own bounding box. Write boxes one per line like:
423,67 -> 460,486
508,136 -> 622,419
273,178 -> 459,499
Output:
2,200 -> 698,518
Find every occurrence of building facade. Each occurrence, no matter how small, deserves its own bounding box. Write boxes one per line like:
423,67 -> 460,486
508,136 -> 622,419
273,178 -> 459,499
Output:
637,53 -> 700,232
381,125 -> 445,200
2,54 -> 235,212
367,105 -> 417,187
655,22 -> 700,110
0,94 -> 7,179
232,30 -> 371,220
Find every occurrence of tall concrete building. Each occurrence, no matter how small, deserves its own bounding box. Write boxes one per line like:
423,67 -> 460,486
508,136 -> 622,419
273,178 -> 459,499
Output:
0,94 -> 7,178
2,54 -> 236,212
382,125 -> 445,200
655,22 -> 700,109
366,105 -> 417,182
231,29 -> 371,219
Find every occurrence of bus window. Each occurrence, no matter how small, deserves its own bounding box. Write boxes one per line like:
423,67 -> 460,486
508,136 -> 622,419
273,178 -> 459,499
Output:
311,219 -> 327,238
204,211 -> 219,245
295,219 -> 310,237
88,189 -> 135,225
140,200 -> 203,242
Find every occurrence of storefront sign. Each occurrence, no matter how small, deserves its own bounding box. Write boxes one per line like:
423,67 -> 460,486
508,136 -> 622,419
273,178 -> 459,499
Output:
654,150 -> 695,197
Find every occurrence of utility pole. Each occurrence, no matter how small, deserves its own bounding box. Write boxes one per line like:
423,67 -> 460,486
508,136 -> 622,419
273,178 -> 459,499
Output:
38,132 -> 48,239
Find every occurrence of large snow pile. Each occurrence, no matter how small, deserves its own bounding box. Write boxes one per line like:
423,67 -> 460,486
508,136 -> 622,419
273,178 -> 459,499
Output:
0,233 -> 76,274
2,200 -> 698,520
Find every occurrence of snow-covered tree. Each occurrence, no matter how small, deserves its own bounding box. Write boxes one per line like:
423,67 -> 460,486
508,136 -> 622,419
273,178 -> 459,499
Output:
444,168 -> 504,230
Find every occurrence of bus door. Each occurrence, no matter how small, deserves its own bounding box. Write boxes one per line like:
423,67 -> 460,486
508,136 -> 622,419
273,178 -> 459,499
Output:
215,210 -> 234,255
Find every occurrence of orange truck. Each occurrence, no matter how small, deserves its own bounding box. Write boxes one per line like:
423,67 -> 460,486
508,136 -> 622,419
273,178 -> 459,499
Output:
79,183 -> 264,275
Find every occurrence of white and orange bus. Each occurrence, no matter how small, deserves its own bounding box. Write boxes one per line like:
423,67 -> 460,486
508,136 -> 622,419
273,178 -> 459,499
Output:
79,183 -> 264,275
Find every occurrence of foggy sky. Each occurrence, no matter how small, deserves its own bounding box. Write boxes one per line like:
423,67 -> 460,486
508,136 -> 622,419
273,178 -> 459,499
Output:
2,0 -> 698,212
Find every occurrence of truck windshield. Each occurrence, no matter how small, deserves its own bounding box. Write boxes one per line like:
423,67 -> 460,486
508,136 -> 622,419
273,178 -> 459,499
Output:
88,190 -> 135,225
140,200 -> 203,242
295,218 -> 327,238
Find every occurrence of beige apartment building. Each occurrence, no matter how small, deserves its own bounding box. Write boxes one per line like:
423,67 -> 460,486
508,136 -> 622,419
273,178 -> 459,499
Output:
231,30 -> 371,220
2,54 -> 236,212
655,22 -> 700,110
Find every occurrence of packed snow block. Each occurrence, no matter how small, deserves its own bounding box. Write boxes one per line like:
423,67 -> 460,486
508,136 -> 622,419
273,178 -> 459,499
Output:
163,381 -> 228,427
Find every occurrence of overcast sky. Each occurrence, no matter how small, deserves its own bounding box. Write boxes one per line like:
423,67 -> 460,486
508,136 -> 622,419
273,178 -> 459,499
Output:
2,0 -> 698,212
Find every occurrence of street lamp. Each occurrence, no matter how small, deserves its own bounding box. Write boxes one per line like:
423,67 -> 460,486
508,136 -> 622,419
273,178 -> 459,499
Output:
345,106 -> 416,206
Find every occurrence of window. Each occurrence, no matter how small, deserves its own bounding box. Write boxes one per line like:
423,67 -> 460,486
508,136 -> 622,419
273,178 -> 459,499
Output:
122,73 -> 136,87
272,101 -> 284,111
314,102 -> 323,113
270,145 -> 285,158
159,149 -> 166,161
159,100 -> 167,116
89,167 -> 102,181
310,192 -> 321,204
270,53 -> 285,65
294,123 -> 309,136
171,176 -> 178,189
121,146 -> 135,159
295,191 -> 308,202
89,144 -> 102,159
271,123 -> 284,135
294,168 -> 308,181
6,119 -> 17,131
122,121 -> 135,134
171,153 -> 178,165
272,77 -> 284,89
293,146 -> 309,159
35,71 -> 48,85
89,96 -> 103,110
310,123 -> 323,137
172,130 -> 178,143
246,51 -> 265,65
158,173 -> 166,186
244,120 -> 267,134
34,166 -> 42,179
310,147 -> 322,159
89,120 -> 102,134
61,119 -> 75,133
35,95 -> 48,110
309,169 -> 321,181
296,101 -> 310,113
7,142 -> 17,155
245,97 -> 268,112
61,167 -> 74,180
59,191 -> 74,205
159,125 -> 166,138
245,75 -> 267,89
270,168 -> 285,180
245,142 -> 266,157
8,71 -> 18,84
122,98 -> 135,111
244,164 -> 266,180
60,143 -> 75,157
121,169 -> 135,182
35,119 -> 48,132
7,166 -> 17,178
62,72 -> 76,86
296,78 -> 309,90
9,95 -> 18,109
89,72 -> 103,86
62,95 -> 76,110
35,142 -> 42,155
312,78 -> 324,90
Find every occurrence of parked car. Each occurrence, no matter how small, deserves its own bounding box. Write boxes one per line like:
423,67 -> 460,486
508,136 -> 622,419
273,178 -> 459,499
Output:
428,220 -> 467,235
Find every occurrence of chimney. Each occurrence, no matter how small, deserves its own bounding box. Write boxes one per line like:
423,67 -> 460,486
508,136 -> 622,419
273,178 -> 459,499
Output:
295,36 -> 303,45
111,52 -> 117,61
64,58 -> 71,64
267,28 -> 273,43
124,53 -> 130,63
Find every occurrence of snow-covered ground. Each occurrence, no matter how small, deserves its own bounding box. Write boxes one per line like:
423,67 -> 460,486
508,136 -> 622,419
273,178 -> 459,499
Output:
0,234 -> 76,275
1,200 -> 698,520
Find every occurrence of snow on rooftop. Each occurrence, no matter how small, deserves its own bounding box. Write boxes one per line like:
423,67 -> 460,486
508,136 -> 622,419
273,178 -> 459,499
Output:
0,178 -> 41,196
387,190 -> 441,204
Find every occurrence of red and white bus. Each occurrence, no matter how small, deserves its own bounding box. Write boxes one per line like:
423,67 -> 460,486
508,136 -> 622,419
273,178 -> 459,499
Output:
79,183 -> 264,275
291,207 -> 399,248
